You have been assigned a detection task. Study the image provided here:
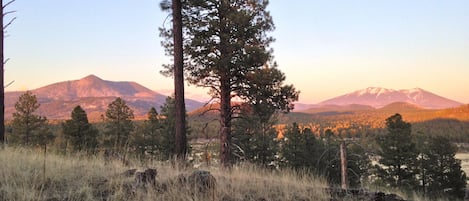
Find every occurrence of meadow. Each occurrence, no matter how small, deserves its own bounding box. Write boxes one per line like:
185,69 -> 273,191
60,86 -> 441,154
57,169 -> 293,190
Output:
0,147 -> 329,201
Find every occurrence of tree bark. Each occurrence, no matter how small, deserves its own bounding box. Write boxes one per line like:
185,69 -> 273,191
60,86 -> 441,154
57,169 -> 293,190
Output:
218,0 -> 232,168
0,0 -> 5,145
172,0 -> 187,159
219,74 -> 231,167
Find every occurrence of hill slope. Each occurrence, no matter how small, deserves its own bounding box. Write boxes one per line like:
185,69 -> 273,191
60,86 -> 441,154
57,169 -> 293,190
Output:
5,75 -> 203,120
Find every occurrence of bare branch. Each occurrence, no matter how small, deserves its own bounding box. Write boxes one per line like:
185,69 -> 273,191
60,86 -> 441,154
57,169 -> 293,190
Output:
3,16 -> 17,30
202,96 -> 216,107
3,58 -> 10,65
3,10 -> 16,16
199,107 -> 221,116
4,80 -> 14,88
2,0 -> 16,9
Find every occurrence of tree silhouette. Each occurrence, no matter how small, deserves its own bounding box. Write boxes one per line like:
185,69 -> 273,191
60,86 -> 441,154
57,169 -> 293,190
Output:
418,135 -> 467,199
131,107 -> 162,159
376,113 -> 418,190
62,105 -> 99,153
104,97 -> 134,153
10,91 -> 53,146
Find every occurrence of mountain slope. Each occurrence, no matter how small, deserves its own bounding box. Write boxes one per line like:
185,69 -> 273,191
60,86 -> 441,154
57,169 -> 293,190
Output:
5,75 -> 203,121
319,87 -> 462,109
32,74 -> 158,100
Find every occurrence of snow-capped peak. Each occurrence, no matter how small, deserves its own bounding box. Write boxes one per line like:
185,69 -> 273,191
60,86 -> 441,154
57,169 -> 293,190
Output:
355,87 -> 395,96
320,87 -> 463,109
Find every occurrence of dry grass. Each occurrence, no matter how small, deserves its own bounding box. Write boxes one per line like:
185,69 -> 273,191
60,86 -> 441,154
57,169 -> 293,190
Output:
0,147 -> 329,201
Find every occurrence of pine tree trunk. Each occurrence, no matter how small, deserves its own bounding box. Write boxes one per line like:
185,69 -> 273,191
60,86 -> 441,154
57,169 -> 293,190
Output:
219,75 -> 231,167
218,0 -> 231,168
172,0 -> 187,159
0,0 -> 5,145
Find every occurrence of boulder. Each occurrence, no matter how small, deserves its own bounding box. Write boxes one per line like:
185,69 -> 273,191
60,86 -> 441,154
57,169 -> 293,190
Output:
135,168 -> 157,187
187,170 -> 216,193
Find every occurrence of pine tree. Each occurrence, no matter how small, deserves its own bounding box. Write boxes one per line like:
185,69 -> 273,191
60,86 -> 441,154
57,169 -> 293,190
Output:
62,105 -> 98,153
131,107 -> 162,158
281,123 -> 323,171
157,96 -> 190,160
232,103 -> 279,167
420,136 -> 467,199
104,97 -> 134,153
376,113 -> 418,190
10,91 -> 54,146
160,0 -> 299,167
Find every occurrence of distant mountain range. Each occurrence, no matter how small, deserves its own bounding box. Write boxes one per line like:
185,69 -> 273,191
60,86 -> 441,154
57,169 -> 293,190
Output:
5,75 -> 204,120
5,76 -> 463,121
318,87 -> 462,109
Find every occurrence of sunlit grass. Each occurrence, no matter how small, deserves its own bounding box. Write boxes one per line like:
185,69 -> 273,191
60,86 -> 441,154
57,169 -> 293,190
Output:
0,146 -> 329,201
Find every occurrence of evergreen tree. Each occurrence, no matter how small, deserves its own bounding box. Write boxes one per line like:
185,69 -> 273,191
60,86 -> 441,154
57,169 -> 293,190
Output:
232,103 -> 279,167
316,129 -> 371,188
157,96 -> 190,160
131,107 -> 162,158
10,91 -> 54,146
160,0 -> 187,160
62,105 -> 98,153
419,136 -> 466,199
104,97 -> 134,153
160,0 -> 299,167
281,123 -> 323,171
376,113 -> 418,190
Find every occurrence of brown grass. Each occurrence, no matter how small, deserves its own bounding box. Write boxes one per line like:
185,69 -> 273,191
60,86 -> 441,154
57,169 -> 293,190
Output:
0,147 -> 329,201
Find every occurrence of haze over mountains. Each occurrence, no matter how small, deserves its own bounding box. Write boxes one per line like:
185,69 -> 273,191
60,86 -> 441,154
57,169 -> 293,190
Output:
5,75 -> 204,120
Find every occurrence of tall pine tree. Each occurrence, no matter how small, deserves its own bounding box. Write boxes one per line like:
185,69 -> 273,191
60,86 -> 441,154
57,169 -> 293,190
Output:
104,97 -> 134,153
131,107 -> 162,158
62,105 -> 99,153
160,0 -> 298,167
376,113 -> 418,190
281,123 -> 323,172
419,135 -> 467,199
10,91 -> 53,146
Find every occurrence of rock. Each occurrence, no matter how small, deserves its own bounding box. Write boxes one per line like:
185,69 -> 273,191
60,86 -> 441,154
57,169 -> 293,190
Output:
122,169 -> 137,177
135,168 -> 157,187
327,188 -> 406,201
187,170 -> 216,193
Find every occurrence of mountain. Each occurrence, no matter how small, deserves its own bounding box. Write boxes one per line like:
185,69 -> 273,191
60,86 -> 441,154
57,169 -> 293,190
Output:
5,75 -> 204,121
378,102 -> 424,112
319,87 -> 463,109
301,104 -> 374,114
32,75 -> 158,100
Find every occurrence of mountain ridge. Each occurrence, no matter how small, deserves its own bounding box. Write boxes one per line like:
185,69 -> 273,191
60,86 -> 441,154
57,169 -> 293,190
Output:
318,87 -> 462,109
5,75 -> 204,121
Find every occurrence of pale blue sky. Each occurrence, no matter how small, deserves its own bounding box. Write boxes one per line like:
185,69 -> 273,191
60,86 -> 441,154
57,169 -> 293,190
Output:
4,1 -> 469,103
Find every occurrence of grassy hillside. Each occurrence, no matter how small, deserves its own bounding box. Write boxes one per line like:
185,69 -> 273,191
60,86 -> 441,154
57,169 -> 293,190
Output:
0,147 -> 329,201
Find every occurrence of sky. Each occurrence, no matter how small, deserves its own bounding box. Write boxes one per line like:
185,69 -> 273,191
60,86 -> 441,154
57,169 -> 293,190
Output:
4,1 -> 469,104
